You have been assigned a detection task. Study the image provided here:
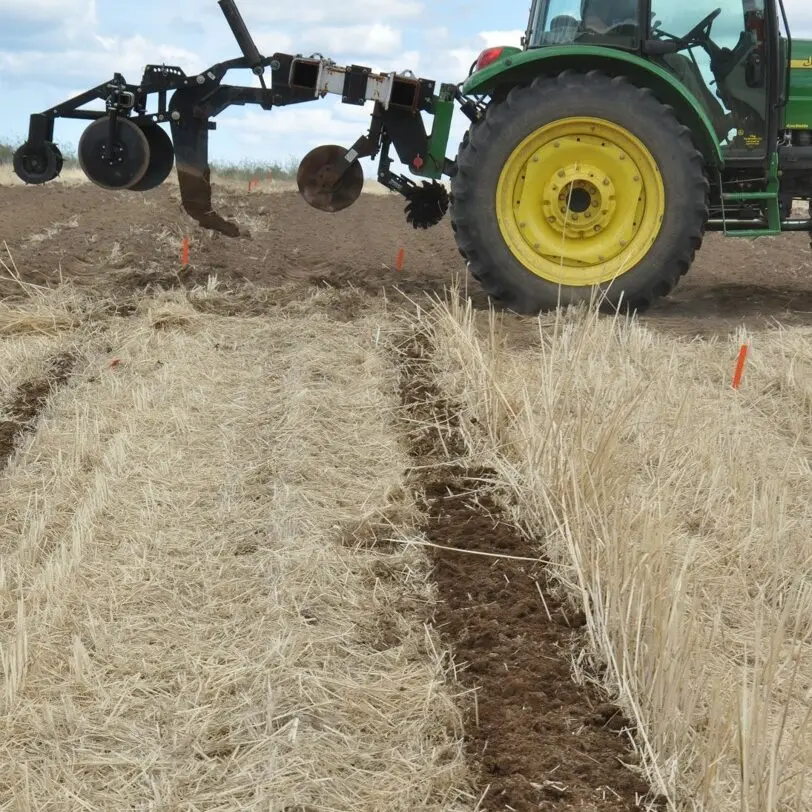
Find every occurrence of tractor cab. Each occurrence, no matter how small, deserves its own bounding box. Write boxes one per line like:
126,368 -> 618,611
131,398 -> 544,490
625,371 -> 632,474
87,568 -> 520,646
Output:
523,0 -> 779,160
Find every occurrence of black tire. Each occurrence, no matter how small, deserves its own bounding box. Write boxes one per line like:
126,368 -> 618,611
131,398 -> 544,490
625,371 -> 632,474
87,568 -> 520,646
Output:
13,142 -> 63,184
128,123 -> 175,192
450,69 -> 709,313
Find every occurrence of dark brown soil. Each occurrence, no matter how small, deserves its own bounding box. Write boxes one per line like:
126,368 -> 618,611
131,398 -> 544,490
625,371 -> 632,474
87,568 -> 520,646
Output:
0,352 -> 75,468
396,333 -> 658,811
4,182 -> 808,335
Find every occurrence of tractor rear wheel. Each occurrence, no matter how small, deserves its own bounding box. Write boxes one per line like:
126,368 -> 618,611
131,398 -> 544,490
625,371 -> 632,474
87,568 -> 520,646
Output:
450,70 -> 709,313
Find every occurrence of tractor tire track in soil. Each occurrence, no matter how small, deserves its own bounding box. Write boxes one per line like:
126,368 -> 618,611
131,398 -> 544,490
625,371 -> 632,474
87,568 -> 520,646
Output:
0,352 -> 76,468
395,331 -> 657,812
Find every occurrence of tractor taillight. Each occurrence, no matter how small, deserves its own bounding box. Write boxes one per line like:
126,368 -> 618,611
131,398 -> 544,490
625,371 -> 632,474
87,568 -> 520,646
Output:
475,47 -> 504,71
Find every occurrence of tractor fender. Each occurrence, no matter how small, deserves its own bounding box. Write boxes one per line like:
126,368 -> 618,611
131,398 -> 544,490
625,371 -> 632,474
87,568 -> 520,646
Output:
462,45 -> 723,166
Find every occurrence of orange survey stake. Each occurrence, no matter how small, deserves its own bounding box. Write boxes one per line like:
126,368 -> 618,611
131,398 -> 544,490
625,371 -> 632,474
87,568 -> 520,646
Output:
731,344 -> 748,389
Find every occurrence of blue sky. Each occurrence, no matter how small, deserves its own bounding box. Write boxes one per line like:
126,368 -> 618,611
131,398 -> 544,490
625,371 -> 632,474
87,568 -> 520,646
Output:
1,0 -> 811,177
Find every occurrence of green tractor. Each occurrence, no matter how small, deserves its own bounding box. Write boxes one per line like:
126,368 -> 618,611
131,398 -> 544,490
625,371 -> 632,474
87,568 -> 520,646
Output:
445,0 -> 812,312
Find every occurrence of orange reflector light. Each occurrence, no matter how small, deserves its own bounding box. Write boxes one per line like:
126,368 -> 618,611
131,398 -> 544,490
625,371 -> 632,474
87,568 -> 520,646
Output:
475,47 -> 505,71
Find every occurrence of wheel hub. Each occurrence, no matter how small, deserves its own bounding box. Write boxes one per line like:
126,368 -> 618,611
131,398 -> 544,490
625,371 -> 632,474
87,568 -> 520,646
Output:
100,143 -> 126,166
497,118 -> 665,286
565,184 -> 592,213
539,163 -> 618,241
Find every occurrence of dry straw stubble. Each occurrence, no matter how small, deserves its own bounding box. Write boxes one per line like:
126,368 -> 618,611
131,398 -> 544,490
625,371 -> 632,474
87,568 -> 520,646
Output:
423,291 -> 812,811
0,291 -> 475,811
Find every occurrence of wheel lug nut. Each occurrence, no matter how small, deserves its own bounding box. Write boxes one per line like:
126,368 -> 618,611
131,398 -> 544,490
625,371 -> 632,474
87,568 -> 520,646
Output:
558,170 -> 565,178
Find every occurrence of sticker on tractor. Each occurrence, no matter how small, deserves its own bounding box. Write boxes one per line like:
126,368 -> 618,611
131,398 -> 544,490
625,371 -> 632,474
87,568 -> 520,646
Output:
790,58 -> 812,69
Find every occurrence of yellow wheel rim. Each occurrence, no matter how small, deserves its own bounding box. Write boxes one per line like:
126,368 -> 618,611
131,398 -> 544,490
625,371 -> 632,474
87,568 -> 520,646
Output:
496,117 -> 665,286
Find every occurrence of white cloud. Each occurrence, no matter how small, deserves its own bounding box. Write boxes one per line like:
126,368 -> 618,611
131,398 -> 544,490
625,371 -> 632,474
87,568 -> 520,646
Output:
0,0 -> 95,22
0,0 -> 97,44
0,35 -> 202,85
252,31 -> 296,55
300,23 -> 402,56
785,0 -> 812,36
478,29 -> 524,48
235,0 -> 424,25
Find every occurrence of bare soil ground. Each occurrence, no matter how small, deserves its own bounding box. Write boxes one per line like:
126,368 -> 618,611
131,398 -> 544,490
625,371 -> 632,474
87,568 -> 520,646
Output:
1,177 -> 810,810
1,181 -> 810,334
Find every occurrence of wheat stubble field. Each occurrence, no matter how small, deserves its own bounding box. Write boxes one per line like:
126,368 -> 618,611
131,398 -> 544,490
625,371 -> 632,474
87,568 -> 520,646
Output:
0,169 -> 811,811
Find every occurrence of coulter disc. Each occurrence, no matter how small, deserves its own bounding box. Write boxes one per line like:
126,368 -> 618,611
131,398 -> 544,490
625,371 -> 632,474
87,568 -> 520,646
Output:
128,123 -> 175,192
78,117 -> 150,190
297,145 -> 364,212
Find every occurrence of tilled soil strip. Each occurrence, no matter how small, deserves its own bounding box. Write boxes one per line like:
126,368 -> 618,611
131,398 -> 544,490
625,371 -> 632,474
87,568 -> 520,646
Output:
0,352 -> 76,468
395,332 -> 654,812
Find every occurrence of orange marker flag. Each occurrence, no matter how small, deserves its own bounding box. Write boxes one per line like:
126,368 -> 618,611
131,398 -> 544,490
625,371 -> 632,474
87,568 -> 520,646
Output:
732,344 -> 748,389
181,236 -> 190,266
395,248 -> 405,271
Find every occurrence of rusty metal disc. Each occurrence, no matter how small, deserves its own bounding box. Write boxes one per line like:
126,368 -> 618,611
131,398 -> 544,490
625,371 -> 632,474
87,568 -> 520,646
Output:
297,144 -> 364,212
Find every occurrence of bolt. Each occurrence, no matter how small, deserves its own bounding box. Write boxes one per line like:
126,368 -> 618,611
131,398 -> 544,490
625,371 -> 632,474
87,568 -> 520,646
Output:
519,221 -> 526,228
619,240 -> 627,247
599,255 -> 606,261
594,225 -> 601,232
548,216 -> 555,223
534,242 -> 540,249
633,175 -> 640,182
271,59 -> 281,70
603,178 -> 610,186
552,184 -> 558,191
554,142 -> 560,148
532,155 -> 539,162
197,75 -> 206,84
592,200 -> 599,208
558,170 -> 565,178
585,212 -> 592,218
171,111 -> 181,121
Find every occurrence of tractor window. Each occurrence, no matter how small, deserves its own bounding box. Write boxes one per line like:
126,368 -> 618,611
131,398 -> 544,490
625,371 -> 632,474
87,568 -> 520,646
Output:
648,0 -> 769,156
527,0 -> 642,50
